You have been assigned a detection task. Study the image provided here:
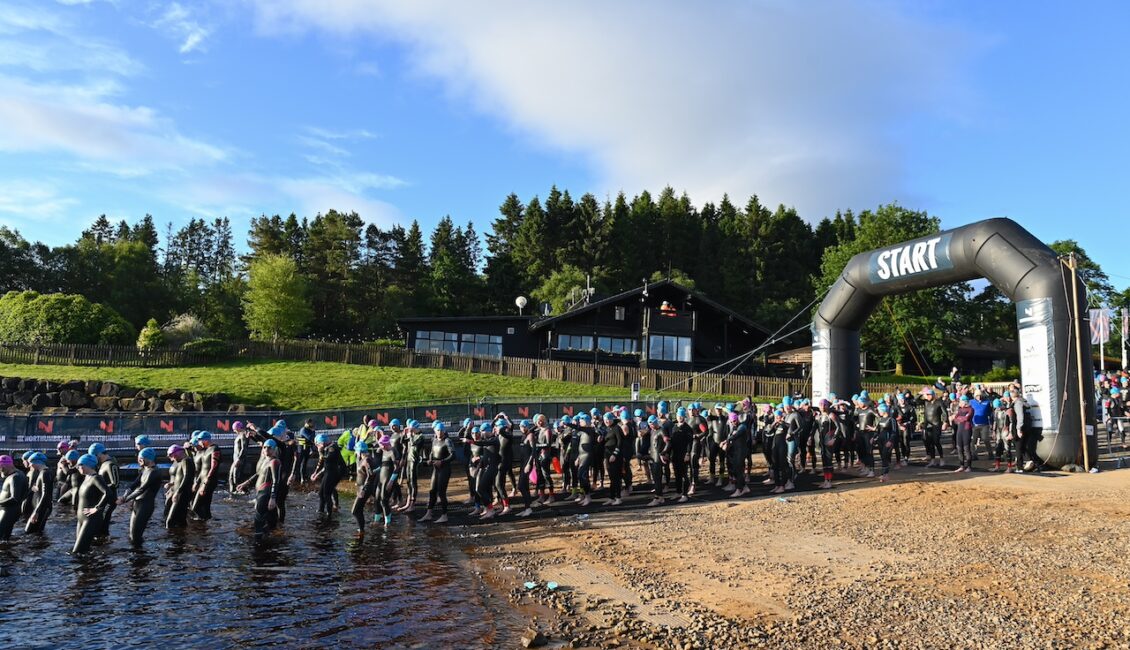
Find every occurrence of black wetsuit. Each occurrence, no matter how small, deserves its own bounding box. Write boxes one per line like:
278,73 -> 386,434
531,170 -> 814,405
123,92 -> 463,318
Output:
896,401 -> 917,462
351,455 -> 376,530
165,455 -> 196,529
473,435 -> 501,508
877,414 -> 898,475
427,437 -> 454,514
604,423 -> 625,500
689,414 -> 708,486
922,399 -> 946,460
253,456 -> 281,542
191,446 -> 221,521
274,433 -> 296,525
815,410 -> 840,479
856,407 -> 878,470
515,429 -> 538,509
58,465 -> 83,513
708,412 -> 727,479
536,426 -> 556,496
648,425 -> 668,497
96,457 -> 120,537
669,421 -> 692,497
24,466 -> 54,534
725,421 -> 750,490
292,425 -> 316,483
73,472 -> 111,554
0,469 -> 29,540
230,433 -> 248,491
621,419 -> 636,491
769,419 -> 790,488
558,427 -> 579,492
377,444 -> 403,520
564,422 -> 597,495
121,466 -> 162,545
406,430 -> 427,507
315,443 -> 347,514
496,423 -> 517,499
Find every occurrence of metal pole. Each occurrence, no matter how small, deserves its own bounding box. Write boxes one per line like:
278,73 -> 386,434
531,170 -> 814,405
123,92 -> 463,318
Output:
1068,254 -> 1092,471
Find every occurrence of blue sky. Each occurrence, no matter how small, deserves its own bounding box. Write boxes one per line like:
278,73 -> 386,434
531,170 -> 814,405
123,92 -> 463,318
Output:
0,1 -> 1127,288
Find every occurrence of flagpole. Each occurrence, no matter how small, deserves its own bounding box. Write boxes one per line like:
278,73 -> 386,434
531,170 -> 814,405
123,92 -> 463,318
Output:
1123,308 -> 1128,371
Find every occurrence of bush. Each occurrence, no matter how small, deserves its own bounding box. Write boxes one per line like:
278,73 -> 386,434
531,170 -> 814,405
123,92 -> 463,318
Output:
975,365 -> 1022,383
161,313 -> 211,348
0,290 -> 135,345
182,337 -> 231,359
371,338 -> 405,348
136,318 -> 165,351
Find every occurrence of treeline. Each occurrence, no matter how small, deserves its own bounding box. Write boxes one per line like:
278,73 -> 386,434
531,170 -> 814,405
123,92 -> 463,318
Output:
3,187 -> 1110,370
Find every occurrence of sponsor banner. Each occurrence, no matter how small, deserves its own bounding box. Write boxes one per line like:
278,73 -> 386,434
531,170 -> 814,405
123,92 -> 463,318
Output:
1017,298 -> 1057,430
810,324 -> 830,402
1089,308 -> 1112,345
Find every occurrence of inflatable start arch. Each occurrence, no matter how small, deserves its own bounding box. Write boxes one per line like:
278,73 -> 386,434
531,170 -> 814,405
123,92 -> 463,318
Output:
812,218 -> 1096,469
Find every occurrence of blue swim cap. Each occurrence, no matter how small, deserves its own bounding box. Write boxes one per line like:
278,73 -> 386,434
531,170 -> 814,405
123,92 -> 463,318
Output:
495,419 -> 506,428
577,414 -> 591,424
676,407 -> 687,417
519,420 -> 530,428
949,393 -> 957,400
647,415 -> 658,424
860,390 -> 869,399
658,400 -> 668,409
191,430 -> 201,439
407,419 -> 419,429
960,395 -> 970,402
878,404 -> 889,413
1113,387 -> 1122,395
263,439 -> 278,449
828,392 -> 838,400
774,409 -> 784,417
634,409 -> 644,417
657,403 -> 669,415
590,407 -> 600,416
88,443 -> 106,456
315,433 -> 329,445
21,450 -> 33,461
29,452 -> 47,465
781,396 -> 793,407
433,421 -> 446,432
561,415 -> 573,424
77,453 -> 98,469
725,403 -> 735,412
356,440 -> 369,453
478,422 -> 491,433
135,434 -> 151,446
65,450 -> 80,463
138,448 -> 157,463
196,431 -> 212,442
463,418 -> 473,426
390,419 -> 402,427
603,412 -> 616,422
992,399 -> 1002,408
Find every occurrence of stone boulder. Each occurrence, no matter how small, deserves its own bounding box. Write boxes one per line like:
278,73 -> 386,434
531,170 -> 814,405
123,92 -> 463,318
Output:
164,399 -> 191,413
98,382 -> 121,397
31,393 -> 59,409
117,387 -> 139,399
41,406 -> 69,415
85,380 -> 102,395
227,404 -> 248,414
60,380 -> 85,392
146,398 -> 164,412
59,390 -> 89,408
0,377 -> 18,391
118,397 -> 147,411
12,390 -> 34,406
158,388 -> 180,400
18,379 -> 34,392
7,405 -> 31,414
92,396 -> 118,410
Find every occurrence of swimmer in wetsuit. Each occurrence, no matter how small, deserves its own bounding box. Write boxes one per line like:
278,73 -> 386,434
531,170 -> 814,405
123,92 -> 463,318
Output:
190,431 -> 221,521
375,434 -> 402,526
311,433 -> 347,515
87,443 -> 119,539
56,449 -> 83,513
119,447 -> 162,546
419,421 -> 454,524
24,452 -> 54,535
164,444 -> 196,529
0,455 -> 29,541
237,439 -> 280,544
72,453 -> 111,554
350,441 -> 376,534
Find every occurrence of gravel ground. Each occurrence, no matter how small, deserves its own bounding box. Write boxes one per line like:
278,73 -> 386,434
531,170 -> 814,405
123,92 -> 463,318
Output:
463,465 -> 1130,649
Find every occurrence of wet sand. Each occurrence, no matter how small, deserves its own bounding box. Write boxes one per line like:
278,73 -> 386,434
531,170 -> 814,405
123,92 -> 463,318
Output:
462,464 -> 1130,649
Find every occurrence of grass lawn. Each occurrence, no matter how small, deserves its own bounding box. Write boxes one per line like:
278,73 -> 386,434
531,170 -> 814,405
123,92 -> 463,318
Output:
0,360 -> 724,411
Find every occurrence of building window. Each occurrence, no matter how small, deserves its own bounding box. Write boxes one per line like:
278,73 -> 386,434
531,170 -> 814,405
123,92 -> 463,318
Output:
557,334 -> 593,351
417,331 -> 501,357
614,306 -> 626,321
507,327 -> 515,335
597,336 -> 638,354
648,335 -> 692,362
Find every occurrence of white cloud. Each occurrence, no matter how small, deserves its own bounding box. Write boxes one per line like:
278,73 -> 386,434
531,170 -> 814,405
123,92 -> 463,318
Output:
248,0 -> 981,220
153,2 -> 209,54
0,179 -> 79,220
0,73 -> 227,173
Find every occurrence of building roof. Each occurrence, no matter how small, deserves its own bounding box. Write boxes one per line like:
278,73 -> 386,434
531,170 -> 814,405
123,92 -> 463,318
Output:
528,279 -> 772,335
398,315 -> 534,324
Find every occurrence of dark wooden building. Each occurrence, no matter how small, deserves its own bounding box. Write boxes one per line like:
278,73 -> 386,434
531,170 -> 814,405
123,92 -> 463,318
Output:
400,280 -> 772,372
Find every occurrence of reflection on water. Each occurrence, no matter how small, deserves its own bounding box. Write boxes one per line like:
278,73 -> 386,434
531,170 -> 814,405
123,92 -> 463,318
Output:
0,487 -> 518,649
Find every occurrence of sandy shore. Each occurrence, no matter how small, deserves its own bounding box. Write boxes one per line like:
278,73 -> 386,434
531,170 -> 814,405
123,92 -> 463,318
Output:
461,467 -> 1130,649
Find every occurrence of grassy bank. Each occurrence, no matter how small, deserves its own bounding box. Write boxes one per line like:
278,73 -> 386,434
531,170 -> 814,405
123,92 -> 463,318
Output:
0,360 -> 719,411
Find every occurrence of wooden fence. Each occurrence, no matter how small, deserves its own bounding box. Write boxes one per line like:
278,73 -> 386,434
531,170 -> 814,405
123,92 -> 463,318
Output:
0,341 -> 977,398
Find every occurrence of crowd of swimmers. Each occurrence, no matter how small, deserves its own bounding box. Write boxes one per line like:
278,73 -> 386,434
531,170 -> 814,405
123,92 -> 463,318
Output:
0,376 -> 1053,551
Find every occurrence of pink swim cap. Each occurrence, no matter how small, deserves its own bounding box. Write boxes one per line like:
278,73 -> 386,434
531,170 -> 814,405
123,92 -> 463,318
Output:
0,455 -> 13,466
728,413 -> 740,424
378,434 -> 391,447
233,421 -> 246,431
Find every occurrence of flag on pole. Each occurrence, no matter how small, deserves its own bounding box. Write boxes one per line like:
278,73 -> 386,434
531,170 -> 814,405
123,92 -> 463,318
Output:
1122,308 -> 1128,339
1090,308 -> 1112,345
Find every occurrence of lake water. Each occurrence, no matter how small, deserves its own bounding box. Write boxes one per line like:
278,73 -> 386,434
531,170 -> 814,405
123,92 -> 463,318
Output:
0,485 -> 522,649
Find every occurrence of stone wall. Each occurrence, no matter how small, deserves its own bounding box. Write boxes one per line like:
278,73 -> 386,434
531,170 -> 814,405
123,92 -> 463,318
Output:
0,377 -> 265,414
